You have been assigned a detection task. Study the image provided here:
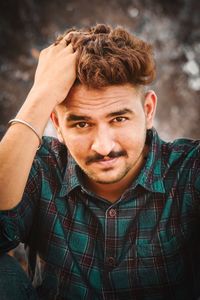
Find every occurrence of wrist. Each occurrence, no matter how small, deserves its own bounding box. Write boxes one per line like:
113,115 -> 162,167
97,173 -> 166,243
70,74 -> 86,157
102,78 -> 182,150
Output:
30,83 -> 68,107
28,85 -> 58,109
15,87 -> 57,137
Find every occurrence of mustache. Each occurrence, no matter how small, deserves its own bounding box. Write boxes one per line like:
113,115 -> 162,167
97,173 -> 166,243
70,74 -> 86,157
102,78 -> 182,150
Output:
85,150 -> 127,165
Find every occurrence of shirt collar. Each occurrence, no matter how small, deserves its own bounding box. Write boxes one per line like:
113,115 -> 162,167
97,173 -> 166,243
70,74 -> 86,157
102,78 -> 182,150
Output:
136,128 -> 166,193
59,151 -> 82,197
59,127 -> 166,197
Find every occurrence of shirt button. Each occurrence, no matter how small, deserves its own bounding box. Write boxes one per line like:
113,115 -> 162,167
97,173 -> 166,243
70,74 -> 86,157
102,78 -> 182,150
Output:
108,208 -> 117,218
107,256 -> 116,267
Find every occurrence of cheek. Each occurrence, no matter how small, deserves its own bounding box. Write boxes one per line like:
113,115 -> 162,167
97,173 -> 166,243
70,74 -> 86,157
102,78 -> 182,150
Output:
121,135 -> 145,152
117,127 -> 146,158
118,122 -> 146,145
63,134 -> 90,160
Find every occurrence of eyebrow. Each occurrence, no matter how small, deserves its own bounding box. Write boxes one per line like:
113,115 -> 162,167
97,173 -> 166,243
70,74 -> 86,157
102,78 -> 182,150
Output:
106,108 -> 134,118
66,108 -> 134,122
66,114 -> 91,122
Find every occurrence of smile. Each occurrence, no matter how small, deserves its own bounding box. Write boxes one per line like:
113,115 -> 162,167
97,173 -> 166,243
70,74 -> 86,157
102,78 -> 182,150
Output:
92,157 -> 119,167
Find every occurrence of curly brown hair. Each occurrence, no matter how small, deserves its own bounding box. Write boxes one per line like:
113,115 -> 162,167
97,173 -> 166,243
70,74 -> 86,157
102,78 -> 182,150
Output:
56,24 -> 156,89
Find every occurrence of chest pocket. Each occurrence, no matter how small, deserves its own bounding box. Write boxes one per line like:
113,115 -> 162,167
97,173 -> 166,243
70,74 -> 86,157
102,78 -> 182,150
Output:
135,236 -> 187,287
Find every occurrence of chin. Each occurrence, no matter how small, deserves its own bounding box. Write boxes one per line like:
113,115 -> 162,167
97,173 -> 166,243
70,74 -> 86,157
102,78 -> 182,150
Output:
94,178 -> 121,184
88,172 -> 128,185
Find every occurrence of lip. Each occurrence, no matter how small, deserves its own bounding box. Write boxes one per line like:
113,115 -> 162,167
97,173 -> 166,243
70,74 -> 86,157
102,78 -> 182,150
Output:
92,157 -> 119,167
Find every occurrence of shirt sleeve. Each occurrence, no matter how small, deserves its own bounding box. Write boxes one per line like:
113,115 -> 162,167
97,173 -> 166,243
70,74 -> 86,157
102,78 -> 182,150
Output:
0,158 -> 41,254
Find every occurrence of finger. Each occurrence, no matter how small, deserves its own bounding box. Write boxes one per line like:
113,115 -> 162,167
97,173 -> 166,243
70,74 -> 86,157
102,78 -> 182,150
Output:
63,31 -> 78,40
63,31 -> 81,46
63,43 -> 75,54
53,31 -> 79,47
54,37 -> 67,47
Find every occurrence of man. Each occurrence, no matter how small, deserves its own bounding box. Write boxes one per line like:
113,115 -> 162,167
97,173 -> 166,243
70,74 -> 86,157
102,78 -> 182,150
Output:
0,24 -> 200,300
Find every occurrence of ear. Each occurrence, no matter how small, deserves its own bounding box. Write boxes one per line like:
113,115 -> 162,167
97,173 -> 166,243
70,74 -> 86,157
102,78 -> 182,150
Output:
143,90 -> 157,129
50,111 -> 64,143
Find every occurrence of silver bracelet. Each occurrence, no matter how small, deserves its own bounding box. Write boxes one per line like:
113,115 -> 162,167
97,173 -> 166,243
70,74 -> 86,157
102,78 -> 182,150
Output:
8,118 -> 42,149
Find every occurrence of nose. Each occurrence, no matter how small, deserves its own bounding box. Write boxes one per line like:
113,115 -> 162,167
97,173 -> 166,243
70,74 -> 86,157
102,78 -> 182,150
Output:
91,127 -> 115,156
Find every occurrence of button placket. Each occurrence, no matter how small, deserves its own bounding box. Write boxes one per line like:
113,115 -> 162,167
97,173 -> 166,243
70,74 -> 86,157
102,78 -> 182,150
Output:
104,207 -> 117,269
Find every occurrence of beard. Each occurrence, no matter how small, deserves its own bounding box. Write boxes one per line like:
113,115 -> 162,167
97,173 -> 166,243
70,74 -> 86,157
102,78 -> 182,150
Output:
81,148 -> 145,185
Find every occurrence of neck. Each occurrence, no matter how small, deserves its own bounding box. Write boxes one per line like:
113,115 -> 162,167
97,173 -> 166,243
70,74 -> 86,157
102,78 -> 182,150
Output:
86,180 -> 132,203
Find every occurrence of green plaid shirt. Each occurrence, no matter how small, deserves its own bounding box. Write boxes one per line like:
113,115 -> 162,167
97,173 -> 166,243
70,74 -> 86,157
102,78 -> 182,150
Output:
0,128 -> 200,300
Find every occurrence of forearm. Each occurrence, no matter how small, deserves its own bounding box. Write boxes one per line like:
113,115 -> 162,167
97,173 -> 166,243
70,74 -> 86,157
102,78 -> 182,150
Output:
0,88 -> 55,210
0,38 -> 77,210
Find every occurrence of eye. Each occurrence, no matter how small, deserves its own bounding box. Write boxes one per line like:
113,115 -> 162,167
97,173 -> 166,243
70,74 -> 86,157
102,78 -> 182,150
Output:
113,116 -> 127,123
75,122 -> 89,128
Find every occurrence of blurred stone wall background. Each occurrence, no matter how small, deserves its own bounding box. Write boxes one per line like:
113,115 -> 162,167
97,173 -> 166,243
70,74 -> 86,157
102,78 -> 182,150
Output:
0,0 -> 200,142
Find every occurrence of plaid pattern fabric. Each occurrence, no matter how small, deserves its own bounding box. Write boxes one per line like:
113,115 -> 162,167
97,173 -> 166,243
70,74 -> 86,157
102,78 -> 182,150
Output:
0,128 -> 200,300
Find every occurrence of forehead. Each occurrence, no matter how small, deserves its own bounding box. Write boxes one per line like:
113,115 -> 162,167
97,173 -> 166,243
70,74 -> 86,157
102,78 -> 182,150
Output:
59,84 -> 143,115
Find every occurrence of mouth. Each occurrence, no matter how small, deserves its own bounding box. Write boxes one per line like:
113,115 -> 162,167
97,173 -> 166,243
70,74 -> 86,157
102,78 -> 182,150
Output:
92,157 -> 119,168
86,150 -> 127,166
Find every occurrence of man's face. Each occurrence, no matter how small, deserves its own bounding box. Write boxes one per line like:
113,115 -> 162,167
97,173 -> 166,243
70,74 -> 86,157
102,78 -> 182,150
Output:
51,84 -> 156,189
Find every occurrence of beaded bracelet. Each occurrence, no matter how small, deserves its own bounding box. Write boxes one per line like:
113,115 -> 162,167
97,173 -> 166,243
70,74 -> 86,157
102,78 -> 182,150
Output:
8,118 -> 42,149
